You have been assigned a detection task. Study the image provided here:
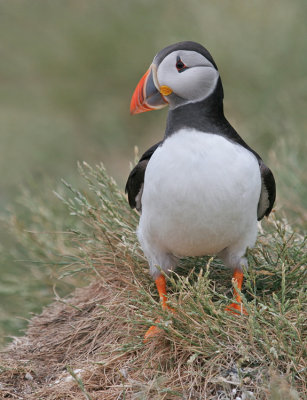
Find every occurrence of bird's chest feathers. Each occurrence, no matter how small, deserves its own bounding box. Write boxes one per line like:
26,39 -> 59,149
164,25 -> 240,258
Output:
140,129 -> 261,255
144,129 -> 259,200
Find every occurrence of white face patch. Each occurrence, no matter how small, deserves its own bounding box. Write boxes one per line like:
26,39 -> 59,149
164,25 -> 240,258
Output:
156,50 -> 219,108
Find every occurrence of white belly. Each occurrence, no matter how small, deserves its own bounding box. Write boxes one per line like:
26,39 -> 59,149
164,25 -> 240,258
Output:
138,129 -> 261,258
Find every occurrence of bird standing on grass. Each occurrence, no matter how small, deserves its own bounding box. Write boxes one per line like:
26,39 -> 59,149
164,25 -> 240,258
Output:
125,41 -> 275,340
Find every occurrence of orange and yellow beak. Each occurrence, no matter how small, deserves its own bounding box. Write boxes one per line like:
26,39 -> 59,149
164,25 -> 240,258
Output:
130,64 -> 170,115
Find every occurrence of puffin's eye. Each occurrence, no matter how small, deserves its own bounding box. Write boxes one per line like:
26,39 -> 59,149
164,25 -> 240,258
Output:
176,57 -> 187,72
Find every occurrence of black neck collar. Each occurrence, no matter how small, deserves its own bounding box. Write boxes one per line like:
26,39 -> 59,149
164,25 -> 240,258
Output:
165,78 -> 226,137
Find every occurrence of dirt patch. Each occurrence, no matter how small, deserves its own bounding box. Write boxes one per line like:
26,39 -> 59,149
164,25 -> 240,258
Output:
0,280 -> 140,399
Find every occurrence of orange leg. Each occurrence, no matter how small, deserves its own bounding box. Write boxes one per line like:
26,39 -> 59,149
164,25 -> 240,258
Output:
144,275 -> 173,342
155,274 -> 173,311
225,269 -> 247,315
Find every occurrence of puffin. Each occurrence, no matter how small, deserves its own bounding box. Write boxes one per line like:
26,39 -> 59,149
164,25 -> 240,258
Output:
125,41 -> 276,340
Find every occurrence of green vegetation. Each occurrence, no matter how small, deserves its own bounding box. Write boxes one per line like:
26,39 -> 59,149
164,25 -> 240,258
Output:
0,163 -> 305,398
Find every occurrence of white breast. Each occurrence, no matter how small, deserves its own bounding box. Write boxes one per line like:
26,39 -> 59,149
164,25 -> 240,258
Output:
137,129 -> 261,274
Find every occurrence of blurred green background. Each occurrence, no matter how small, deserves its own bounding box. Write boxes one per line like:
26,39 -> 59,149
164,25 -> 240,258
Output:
0,0 -> 306,344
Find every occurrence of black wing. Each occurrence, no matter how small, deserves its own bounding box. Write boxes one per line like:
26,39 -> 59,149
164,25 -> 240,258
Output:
257,159 -> 276,220
125,141 -> 163,212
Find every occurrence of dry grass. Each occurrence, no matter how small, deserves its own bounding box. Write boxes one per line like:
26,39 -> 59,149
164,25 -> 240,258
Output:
0,163 -> 306,399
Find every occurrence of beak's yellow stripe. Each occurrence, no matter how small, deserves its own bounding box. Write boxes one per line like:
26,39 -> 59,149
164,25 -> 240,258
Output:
160,85 -> 173,96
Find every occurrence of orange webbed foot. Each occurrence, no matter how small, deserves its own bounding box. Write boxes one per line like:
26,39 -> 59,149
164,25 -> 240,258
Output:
225,268 -> 248,316
225,302 -> 247,316
144,319 -> 163,342
143,274 -> 175,342
143,306 -> 175,342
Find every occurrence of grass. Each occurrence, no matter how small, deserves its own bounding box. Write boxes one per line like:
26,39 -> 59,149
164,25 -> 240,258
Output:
0,163 -> 305,399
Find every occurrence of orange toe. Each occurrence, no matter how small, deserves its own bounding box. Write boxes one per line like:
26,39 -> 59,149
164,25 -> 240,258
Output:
143,319 -> 163,342
225,302 -> 247,316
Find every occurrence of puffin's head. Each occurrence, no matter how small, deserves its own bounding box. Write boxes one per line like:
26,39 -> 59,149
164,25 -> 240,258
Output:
130,41 -> 220,115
